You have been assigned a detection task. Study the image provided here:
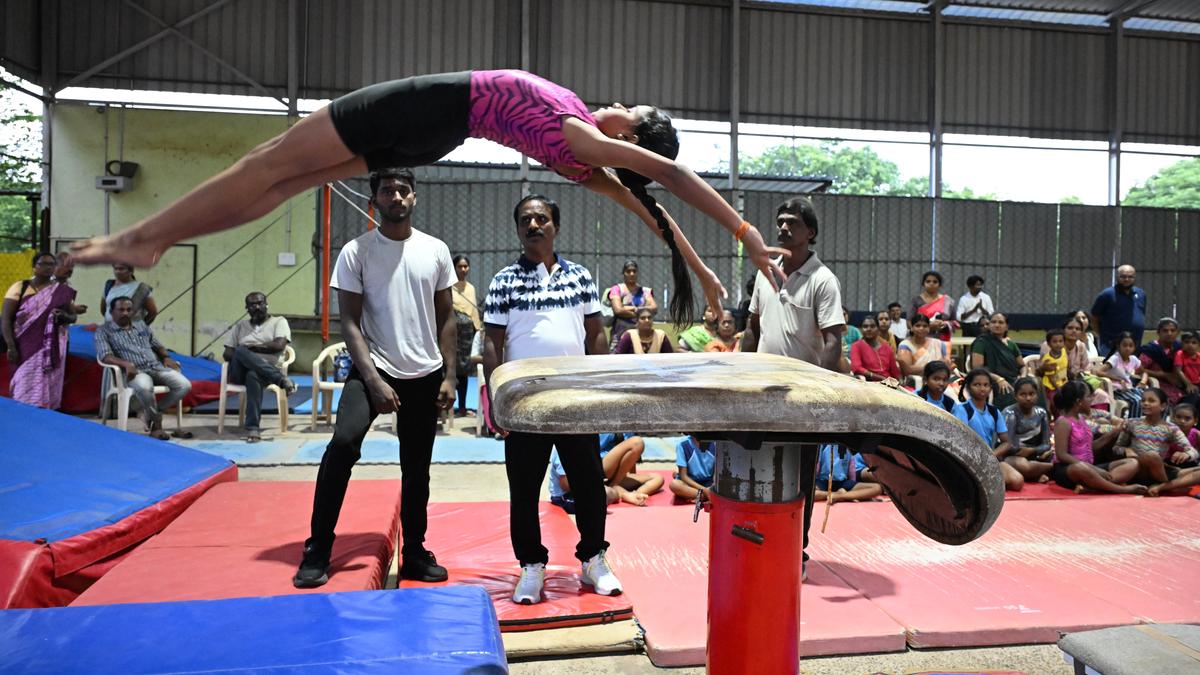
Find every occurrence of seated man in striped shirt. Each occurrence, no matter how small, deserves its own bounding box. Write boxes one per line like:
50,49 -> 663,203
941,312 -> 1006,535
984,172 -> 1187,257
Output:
95,295 -> 192,440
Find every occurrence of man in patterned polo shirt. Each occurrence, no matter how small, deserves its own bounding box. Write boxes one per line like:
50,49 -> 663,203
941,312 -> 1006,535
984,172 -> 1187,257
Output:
482,194 -> 619,606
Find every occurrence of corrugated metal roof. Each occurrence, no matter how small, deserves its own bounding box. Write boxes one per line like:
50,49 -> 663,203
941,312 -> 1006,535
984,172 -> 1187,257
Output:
952,0 -> 1200,22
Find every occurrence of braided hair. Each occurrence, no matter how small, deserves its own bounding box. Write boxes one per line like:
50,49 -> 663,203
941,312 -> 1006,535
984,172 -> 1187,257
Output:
614,107 -> 693,327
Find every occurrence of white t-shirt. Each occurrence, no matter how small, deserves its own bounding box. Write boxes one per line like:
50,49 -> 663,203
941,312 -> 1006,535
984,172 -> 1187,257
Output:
956,291 -> 994,323
226,315 -> 292,369
330,228 -> 454,379
748,252 -> 844,365
482,254 -> 601,362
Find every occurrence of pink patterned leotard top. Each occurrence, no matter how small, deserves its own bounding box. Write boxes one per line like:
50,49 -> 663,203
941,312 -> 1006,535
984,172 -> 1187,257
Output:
1055,415 -> 1095,465
468,70 -> 597,183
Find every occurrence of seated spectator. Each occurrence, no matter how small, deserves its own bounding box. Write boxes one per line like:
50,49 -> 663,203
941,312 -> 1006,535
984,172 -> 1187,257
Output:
102,263 -> 157,326
1175,330 -> 1200,407
953,369 -> 1023,491
549,433 -> 664,511
600,433 -> 664,503
875,310 -> 898,351
615,307 -> 674,354
95,296 -> 192,440
887,302 -> 908,340
956,275 -> 993,338
1071,309 -> 1100,358
898,314 -> 952,382
840,306 -> 862,361
223,292 -> 298,442
1039,329 -> 1069,413
1050,381 -> 1143,494
1001,377 -> 1053,484
1139,317 -> 1184,404
2,251 -> 85,410
668,434 -> 715,502
608,259 -> 657,352
1174,403 -> 1199,455
813,444 -> 882,503
703,309 -> 741,353
1113,387 -> 1194,486
969,312 -> 1022,409
678,306 -> 719,352
850,315 -> 900,383
916,360 -> 955,412
1044,315 -> 1109,408
1100,332 -> 1147,417
911,270 -> 956,342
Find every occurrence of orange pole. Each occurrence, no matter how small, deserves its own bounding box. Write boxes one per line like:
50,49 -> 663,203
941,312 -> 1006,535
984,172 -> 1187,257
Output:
321,184 -> 332,343
367,201 -> 375,230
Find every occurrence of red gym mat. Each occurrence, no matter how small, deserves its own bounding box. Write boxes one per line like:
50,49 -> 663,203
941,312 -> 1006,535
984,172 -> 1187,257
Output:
73,480 -> 400,606
809,497 -> 1200,647
605,506 -> 907,666
400,501 -> 633,631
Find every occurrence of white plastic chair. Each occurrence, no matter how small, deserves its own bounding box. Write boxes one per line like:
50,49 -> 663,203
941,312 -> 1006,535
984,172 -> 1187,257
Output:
98,357 -> 184,432
311,341 -> 397,432
218,346 -> 295,434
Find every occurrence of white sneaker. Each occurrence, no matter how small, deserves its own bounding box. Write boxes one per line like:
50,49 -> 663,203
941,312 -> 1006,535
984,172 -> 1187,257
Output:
580,550 -> 623,596
512,563 -> 545,605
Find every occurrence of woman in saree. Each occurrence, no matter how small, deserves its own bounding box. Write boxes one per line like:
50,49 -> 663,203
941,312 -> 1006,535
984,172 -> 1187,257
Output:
1139,317 -> 1184,404
910,270 -> 957,342
897,314 -> 953,381
2,252 -> 84,409
101,263 -> 157,325
969,311 -> 1023,409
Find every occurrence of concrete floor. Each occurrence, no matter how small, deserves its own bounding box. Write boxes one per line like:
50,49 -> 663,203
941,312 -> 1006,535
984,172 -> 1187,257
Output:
108,412 -> 1074,674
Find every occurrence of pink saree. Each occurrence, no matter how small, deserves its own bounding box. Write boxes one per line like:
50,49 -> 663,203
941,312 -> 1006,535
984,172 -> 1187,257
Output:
10,282 -> 76,409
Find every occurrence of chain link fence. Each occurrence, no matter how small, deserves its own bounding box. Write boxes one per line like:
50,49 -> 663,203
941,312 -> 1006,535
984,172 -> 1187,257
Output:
319,175 -> 1198,328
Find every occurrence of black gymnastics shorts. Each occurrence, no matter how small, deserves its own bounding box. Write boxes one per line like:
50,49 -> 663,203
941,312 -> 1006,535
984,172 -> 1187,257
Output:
329,71 -> 472,171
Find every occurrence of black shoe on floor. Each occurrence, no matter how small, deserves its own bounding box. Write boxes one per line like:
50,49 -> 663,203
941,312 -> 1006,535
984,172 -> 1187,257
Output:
293,544 -> 330,588
400,550 -> 449,582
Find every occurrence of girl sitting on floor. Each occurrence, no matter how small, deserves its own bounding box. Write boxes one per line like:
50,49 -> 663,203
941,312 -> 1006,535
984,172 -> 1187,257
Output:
1113,388 -> 1196,490
813,444 -> 882,503
668,434 -> 716,502
953,368 -> 1024,491
598,433 -> 664,504
1147,400 -> 1200,496
916,360 -> 955,413
1173,403 -> 1199,458
1050,381 -> 1144,495
1100,332 -> 1147,418
1001,377 -> 1053,485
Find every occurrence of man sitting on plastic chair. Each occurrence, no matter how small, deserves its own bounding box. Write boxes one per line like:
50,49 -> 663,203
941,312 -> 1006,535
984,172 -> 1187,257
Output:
223,292 -> 298,443
95,295 -> 192,440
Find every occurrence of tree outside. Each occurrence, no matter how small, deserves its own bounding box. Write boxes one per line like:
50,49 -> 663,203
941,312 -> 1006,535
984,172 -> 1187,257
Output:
737,141 -> 993,200
1122,156 -> 1200,209
1,70 -> 43,253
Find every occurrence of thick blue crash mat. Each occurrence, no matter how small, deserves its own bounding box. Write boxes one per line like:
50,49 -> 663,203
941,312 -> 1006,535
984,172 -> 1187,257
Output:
0,586 -> 508,674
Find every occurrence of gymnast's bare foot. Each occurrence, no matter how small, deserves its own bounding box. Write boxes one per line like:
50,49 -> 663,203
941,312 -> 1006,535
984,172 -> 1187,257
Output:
1118,484 -> 1149,496
69,228 -> 165,267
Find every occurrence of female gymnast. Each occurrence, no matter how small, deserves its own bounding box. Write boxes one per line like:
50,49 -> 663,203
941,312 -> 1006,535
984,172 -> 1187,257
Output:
69,69 -> 787,324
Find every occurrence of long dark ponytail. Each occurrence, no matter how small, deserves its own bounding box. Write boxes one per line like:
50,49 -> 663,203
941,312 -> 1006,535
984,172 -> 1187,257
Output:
614,107 -> 693,327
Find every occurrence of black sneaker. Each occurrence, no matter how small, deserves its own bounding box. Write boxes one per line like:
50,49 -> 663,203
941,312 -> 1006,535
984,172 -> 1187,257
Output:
400,550 -> 449,582
293,544 -> 330,588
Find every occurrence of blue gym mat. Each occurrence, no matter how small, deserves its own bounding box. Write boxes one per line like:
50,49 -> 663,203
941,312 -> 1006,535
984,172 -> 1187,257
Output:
0,587 -> 507,674
0,397 -> 233,543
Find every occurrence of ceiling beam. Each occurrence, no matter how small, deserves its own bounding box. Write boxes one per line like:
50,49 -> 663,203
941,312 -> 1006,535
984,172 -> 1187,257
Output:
1106,0 -> 1161,22
121,0 -> 287,108
59,0 -> 233,91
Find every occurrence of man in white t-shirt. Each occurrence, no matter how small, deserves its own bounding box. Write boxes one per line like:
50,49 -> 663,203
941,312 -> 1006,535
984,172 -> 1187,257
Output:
956,275 -> 994,338
887,302 -> 908,340
740,196 -> 845,581
294,168 -> 457,589
481,194 -> 619,606
223,291 -> 296,442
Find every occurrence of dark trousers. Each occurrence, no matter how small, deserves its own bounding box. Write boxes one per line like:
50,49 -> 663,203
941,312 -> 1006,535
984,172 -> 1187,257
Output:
800,443 -> 817,563
228,345 -> 287,430
505,431 -> 608,565
961,322 -> 983,338
455,371 -> 470,414
307,366 -> 442,558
